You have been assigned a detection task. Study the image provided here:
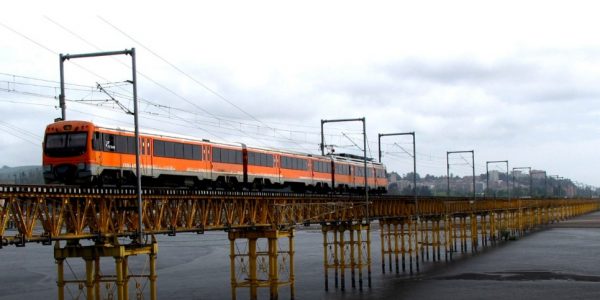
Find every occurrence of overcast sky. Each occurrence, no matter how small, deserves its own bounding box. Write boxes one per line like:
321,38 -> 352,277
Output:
2,1 -> 600,186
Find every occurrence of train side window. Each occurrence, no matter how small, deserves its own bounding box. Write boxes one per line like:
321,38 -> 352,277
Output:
221,149 -> 228,163
236,150 -> 242,164
222,149 -> 229,163
226,149 -> 231,163
174,142 -> 184,158
220,149 -> 227,163
228,149 -> 236,164
114,135 -> 126,153
103,134 -> 116,152
127,136 -> 136,154
92,132 -> 103,151
291,158 -> 297,170
154,140 -> 164,156
165,141 -> 175,157
248,152 -> 256,165
213,147 -> 221,162
192,145 -> 201,160
266,154 -> 273,167
182,143 -> 192,159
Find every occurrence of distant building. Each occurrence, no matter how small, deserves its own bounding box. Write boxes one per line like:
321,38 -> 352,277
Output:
488,170 -> 500,182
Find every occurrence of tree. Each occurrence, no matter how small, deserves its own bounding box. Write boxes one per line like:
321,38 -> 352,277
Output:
404,172 -> 420,181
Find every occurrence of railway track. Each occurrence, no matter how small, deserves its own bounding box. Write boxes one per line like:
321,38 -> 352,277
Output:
0,184 -> 597,247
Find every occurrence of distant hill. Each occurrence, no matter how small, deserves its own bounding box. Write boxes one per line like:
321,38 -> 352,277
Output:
0,165 -> 43,184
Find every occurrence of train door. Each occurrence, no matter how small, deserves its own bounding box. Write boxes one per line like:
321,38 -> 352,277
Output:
373,167 -> 378,188
93,131 -> 103,174
351,165 -> 356,188
205,146 -> 213,181
330,159 -> 335,190
241,144 -> 248,185
309,159 -> 314,187
276,155 -> 282,184
140,137 -> 152,177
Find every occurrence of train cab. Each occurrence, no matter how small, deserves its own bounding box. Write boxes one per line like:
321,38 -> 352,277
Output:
43,120 -> 96,184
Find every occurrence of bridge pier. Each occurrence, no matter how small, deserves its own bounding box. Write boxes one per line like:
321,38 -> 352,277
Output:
228,227 -> 294,300
53,237 -> 158,300
322,222 -> 371,291
379,217 -> 421,274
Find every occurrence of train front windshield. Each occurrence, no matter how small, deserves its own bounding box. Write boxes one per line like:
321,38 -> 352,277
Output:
44,132 -> 88,157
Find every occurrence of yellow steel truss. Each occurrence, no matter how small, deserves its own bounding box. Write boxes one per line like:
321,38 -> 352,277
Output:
1,185 -> 599,300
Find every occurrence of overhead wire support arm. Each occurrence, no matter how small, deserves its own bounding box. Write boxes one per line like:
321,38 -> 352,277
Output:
59,49 -> 134,121
485,160 -> 509,199
446,150 -> 476,200
531,170 -> 548,198
512,167 -> 532,198
321,118 -> 369,224
341,132 -> 363,152
378,132 -> 418,219
58,48 -> 144,245
96,82 -> 134,115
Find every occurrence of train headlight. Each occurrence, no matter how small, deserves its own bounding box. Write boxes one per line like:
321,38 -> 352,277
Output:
77,163 -> 86,170
43,165 -> 52,172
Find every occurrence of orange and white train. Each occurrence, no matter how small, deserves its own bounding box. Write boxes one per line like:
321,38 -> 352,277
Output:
42,120 -> 388,193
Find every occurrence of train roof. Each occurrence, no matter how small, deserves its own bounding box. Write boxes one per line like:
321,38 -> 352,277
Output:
53,120 -> 385,168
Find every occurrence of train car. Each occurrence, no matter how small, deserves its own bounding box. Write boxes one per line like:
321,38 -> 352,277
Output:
43,120 -> 387,193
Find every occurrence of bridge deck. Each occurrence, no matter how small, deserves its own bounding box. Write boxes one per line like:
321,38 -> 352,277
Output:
1,184 -> 597,246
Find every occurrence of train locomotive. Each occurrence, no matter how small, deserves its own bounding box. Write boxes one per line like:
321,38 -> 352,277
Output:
42,120 -> 388,193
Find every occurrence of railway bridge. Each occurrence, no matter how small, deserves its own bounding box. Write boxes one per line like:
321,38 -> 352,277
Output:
1,184 -> 598,300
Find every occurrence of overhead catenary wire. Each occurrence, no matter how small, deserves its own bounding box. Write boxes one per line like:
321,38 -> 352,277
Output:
1,72 -> 370,147
45,16 -> 338,146
4,19 -> 228,142
0,124 -> 39,146
1,84 -> 327,148
97,16 -> 313,153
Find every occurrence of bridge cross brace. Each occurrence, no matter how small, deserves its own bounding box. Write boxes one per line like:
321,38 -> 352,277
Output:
228,228 -> 295,300
53,238 -> 158,300
321,222 -> 371,292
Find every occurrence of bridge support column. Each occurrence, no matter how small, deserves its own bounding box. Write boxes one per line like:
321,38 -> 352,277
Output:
480,213 -> 488,247
419,217 -> 442,263
229,228 -> 294,300
421,218 -> 428,262
379,218 -> 421,274
444,214 -> 452,261
434,218 -> 442,261
489,211 -> 497,244
53,237 -> 158,300
470,213 -> 479,252
322,222 -> 370,291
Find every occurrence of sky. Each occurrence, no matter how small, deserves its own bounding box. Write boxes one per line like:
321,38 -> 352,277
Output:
2,0 -> 600,186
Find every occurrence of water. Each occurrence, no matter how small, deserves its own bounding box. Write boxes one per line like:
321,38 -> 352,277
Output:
2,213 -> 600,299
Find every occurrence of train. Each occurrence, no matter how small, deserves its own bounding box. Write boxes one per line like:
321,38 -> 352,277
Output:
42,120 -> 388,193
